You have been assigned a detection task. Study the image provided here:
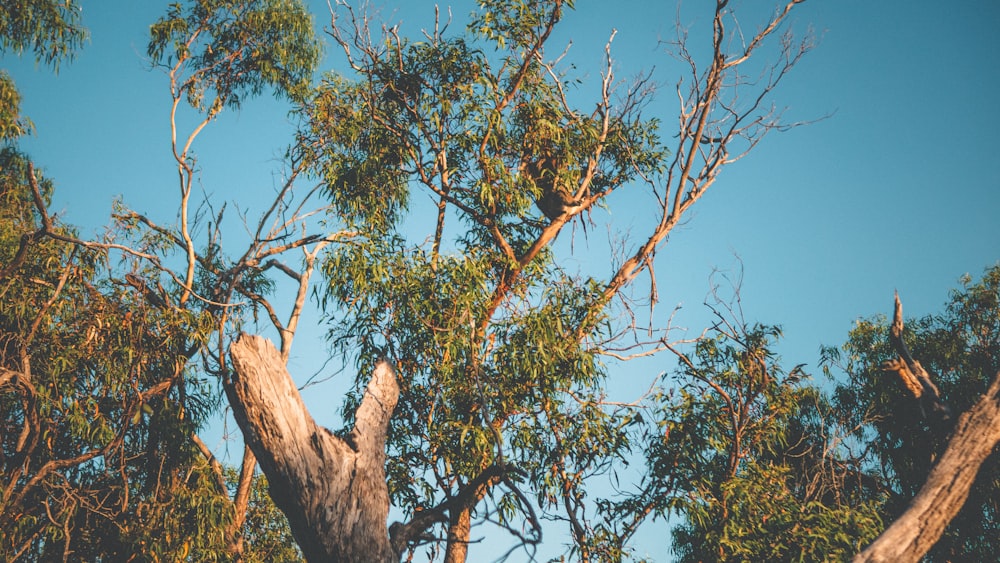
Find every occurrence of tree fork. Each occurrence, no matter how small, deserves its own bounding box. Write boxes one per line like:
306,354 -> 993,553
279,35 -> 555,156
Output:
227,334 -> 399,562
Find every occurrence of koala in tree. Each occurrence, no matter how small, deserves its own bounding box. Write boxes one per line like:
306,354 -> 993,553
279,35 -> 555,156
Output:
521,147 -> 581,221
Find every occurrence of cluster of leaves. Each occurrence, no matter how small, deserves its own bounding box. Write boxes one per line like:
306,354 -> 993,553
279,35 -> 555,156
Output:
0,71 -> 30,142
0,0 -> 86,68
231,469 -> 305,562
0,0 -> 85,142
824,263 -> 1000,562
629,320 -> 882,562
149,0 -> 321,111
300,0 -> 668,554
0,148 -> 223,560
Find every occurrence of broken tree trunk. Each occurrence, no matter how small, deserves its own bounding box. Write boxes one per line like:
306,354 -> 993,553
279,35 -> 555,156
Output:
853,371 -> 1000,563
227,334 -> 399,562
853,294 -> 1000,563
882,292 -> 951,422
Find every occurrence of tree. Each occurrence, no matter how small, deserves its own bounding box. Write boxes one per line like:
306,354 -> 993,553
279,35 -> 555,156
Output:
3,0 -> 815,560
824,264 -> 1000,562
222,0 -> 813,560
665,263 -> 1000,562
614,276 -> 881,562
9,1 -> 998,559
609,265 -> 1000,562
0,5 -> 239,558
0,148 -> 232,560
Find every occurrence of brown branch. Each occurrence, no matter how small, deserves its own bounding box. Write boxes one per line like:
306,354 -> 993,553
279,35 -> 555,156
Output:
0,163 -> 75,286
0,230 -> 45,280
192,433 -> 227,494
388,464 -> 505,555
882,292 -> 950,419
228,446 -> 257,559
494,0 -> 565,114
854,371 -> 1000,563
25,247 -> 77,347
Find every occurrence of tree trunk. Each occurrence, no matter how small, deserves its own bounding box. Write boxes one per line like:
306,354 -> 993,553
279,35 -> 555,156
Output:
443,506 -> 472,563
227,334 -> 399,563
853,371 -> 1000,563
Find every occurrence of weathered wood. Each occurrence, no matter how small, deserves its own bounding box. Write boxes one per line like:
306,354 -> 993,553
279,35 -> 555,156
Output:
854,294 -> 1000,562
882,292 -> 950,420
227,334 -> 399,563
853,371 -> 1000,563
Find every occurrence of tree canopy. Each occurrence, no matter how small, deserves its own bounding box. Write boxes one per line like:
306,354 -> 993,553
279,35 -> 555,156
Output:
2,0 -> 998,561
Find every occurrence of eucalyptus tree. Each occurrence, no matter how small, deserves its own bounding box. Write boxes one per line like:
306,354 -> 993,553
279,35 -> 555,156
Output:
1,0 -> 316,560
221,0 -> 816,560
0,144 -> 234,560
827,264 -> 1000,562
0,4 -> 230,558
625,279 -> 883,562
3,0 -> 817,560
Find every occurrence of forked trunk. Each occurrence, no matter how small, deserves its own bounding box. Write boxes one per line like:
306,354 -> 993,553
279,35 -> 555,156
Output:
227,334 -> 399,562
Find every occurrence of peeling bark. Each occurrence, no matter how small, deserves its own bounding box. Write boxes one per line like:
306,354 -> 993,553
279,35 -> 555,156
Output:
227,334 -> 399,562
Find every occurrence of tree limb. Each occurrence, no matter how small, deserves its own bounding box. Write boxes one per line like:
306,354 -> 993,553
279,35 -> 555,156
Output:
854,371 -> 1000,563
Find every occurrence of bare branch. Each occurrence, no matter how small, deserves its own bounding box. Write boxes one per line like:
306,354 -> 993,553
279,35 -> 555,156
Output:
855,371 -> 1000,563
882,292 -> 951,419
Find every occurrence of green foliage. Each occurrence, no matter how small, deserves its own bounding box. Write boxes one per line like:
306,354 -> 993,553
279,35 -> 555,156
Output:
0,0 -> 86,69
299,0 -> 663,237
635,320 -> 882,562
471,0 -> 574,51
824,263 -> 1000,562
0,71 -> 32,142
0,0 -> 86,143
1,1 -> 327,558
148,0 -> 320,111
233,469 -> 305,562
0,148 -> 236,561
301,0 -> 675,555
301,74 -> 413,233
671,462 -> 882,563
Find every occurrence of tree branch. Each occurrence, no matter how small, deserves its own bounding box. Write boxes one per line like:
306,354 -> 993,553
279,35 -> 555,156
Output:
854,371 -> 1000,563
882,291 -> 951,420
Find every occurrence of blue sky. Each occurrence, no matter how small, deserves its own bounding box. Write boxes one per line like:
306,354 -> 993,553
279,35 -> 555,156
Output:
5,0 -> 1000,560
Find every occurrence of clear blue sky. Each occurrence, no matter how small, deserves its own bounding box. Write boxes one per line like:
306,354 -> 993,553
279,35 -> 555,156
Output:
5,1 -> 999,560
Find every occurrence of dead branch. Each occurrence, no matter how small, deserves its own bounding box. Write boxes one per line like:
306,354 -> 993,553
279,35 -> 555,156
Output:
882,291 -> 951,420
584,0 -> 813,342
854,370 -> 1000,563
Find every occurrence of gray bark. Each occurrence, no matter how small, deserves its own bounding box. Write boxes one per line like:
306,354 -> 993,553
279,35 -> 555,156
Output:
853,371 -> 1000,562
227,334 -> 399,563
853,295 -> 1000,561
